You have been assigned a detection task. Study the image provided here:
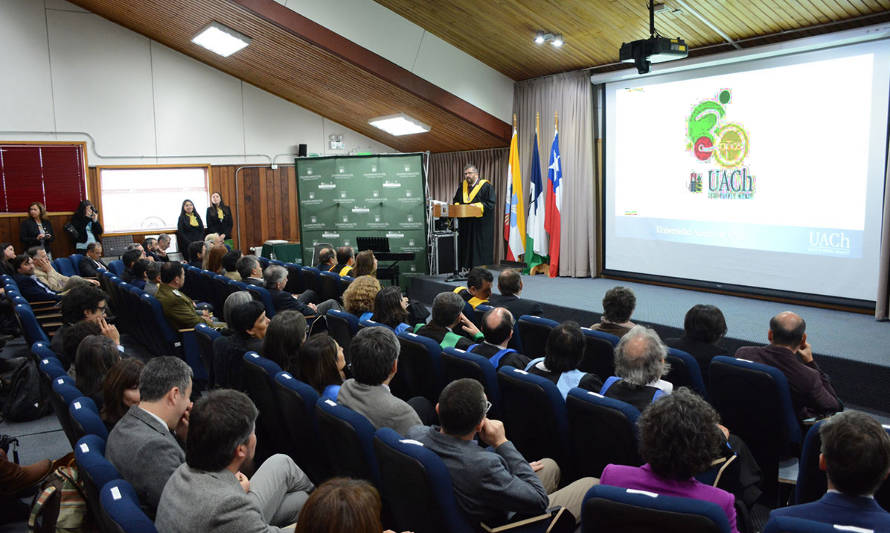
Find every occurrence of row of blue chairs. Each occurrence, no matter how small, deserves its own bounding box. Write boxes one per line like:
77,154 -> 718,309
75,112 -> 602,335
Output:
53,253 -> 124,278
35,342 -> 157,532
98,271 -> 206,385
237,345 -> 840,533
1,274 -> 62,346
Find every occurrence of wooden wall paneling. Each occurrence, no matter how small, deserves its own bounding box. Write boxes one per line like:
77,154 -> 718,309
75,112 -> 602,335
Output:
285,166 -> 299,243
0,213 -> 77,259
259,168 -> 270,244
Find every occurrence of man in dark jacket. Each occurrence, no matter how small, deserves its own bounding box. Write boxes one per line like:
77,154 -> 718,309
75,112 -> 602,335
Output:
78,242 -> 107,278
488,269 -> 543,318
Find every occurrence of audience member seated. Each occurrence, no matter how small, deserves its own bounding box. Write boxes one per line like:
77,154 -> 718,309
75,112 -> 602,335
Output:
602,325 -> 672,411
735,311 -> 841,420
156,262 -> 213,330
406,378 -> 598,526
352,249 -> 377,278
299,333 -> 345,402
105,356 -> 193,519
222,291 -> 253,331
144,261 -> 161,296
337,327 -> 425,434
214,300 -> 268,391
469,307 -> 530,370
128,259 -> 150,290
295,477 -> 399,533
527,321 -> 603,398
124,241 -> 146,256
488,268 -> 543,317
204,232 -> 224,249
0,242 -> 15,276
600,388 -> 739,533
342,275 -> 380,319
119,248 -> 144,283
155,233 -> 172,262
665,304 -> 728,377
333,246 -> 355,277
155,389 -> 315,532
370,286 -> 412,334
73,334 -> 121,408
262,310 -> 307,377
237,255 -> 265,286
78,242 -> 107,278
27,246 -> 95,293
53,285 -> 109,365
143,237 -> 161,261
769,410 -> 890,530
0,448 -> 67,524
264,264 -> 321,316
204,243 -> 227,273
222,249 -> 242,280
12,254 -> 61,303
187,241 -> 205,269
100,357 -> 144,431
415,292 -> 484,350
453,267 -> 493,309
316,247 -> 336,272
590,286 -> 637,337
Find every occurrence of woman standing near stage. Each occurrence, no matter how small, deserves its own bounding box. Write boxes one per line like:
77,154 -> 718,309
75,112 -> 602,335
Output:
20,202 -> 54,257
205,192 -> 233,247
177,199 -> 204,253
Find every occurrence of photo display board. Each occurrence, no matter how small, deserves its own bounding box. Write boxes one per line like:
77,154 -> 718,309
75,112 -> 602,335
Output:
296,154 -> 428,278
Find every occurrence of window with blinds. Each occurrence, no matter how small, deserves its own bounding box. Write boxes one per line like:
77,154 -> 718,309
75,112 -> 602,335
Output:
0,143 -> 87,212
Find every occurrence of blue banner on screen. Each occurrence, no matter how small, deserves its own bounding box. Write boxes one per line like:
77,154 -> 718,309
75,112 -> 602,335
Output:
615,218 -> 863,258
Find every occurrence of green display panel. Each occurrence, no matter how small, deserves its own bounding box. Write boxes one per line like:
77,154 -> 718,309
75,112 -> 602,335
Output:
296,154 -> 428,279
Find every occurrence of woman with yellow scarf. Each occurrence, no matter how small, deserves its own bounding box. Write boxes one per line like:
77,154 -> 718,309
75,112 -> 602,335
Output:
205,192 -> 234,247
177,199 -> 205,253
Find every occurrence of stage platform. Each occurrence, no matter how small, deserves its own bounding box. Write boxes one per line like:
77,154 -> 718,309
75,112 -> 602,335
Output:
408,273 -> 890,413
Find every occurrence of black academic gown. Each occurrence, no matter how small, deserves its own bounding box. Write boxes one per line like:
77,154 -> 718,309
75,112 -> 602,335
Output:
452,179 -> 496,269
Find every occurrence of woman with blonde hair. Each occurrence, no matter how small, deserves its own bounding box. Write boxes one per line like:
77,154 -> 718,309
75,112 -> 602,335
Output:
342,275 -> 381,320
203,244 -> 228,274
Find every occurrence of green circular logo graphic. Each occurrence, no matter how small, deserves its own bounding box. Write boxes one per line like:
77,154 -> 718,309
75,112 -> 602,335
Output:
713,123 -> 748,168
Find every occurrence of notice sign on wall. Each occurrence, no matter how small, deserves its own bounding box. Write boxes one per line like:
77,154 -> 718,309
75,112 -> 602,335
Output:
296,154 -> 428,277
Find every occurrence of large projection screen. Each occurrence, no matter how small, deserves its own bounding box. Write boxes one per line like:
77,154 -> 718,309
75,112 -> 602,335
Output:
603,40 -> 890,304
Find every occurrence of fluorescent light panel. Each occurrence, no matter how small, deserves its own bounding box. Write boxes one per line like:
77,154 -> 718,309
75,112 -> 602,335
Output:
192,22 -> 251,57
368,113 -> 431,136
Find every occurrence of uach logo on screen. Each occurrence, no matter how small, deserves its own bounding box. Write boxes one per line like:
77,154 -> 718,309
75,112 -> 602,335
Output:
686,90 -> 756,200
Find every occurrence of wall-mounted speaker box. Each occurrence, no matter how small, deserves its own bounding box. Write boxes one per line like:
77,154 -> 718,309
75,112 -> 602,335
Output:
297,144 -> 307,157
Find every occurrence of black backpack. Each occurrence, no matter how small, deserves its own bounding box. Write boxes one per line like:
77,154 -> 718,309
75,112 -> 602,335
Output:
1,357 -> 52,422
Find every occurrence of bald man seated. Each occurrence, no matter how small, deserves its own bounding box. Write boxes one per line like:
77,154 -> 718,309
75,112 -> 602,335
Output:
468,307 -> 531,370
734,311 -> 841,420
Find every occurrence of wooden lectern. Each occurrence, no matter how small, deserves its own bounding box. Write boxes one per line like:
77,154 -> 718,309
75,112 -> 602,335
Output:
433,204 -> 483,219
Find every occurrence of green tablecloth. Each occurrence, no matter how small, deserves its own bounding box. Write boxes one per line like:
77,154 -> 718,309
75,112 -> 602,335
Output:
260,242 -> 302,264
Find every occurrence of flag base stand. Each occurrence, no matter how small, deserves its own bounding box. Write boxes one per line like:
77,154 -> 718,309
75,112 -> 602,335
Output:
528,263 -> 550,276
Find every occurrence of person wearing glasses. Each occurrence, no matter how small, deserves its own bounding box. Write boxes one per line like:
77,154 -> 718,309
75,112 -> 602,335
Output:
405,378 -> 598,527
51,285 -> 114,368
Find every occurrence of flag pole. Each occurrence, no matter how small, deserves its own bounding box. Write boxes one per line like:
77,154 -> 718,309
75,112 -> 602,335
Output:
536,112 -> 540,150
555,111 -> 558,130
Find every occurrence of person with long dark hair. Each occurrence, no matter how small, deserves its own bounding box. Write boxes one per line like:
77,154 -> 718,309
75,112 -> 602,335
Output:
70,199 -> 102,251
299,333 -> 345,402
100,357 -> 144,430
665,304 -> 728,376
371,286 -> 411,334
20,201 -> 54,256
262,310 -> 307,376
74,334 -> 122,408
0,242 -> 15,276
176,199 -> 204,253
205,192 -> 233,245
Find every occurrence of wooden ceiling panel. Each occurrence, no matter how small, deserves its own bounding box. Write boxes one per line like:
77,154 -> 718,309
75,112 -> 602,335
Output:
374,0 -> 890,79
68,0 -> 512,153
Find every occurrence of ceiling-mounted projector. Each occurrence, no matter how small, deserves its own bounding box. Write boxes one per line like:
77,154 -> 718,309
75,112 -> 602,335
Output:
620,36 -> 688,74
619,1 -> 688,74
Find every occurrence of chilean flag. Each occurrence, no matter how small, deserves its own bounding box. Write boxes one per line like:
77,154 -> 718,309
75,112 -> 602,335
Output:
544,128 -> 562,278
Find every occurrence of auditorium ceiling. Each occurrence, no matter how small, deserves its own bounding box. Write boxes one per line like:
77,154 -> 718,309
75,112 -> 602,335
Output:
377,0 -> 890,80
69,0 -> 890,153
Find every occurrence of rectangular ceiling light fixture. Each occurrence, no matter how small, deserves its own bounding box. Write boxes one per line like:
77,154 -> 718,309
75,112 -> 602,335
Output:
192,21 -> 251,57
368,113 -> 431,136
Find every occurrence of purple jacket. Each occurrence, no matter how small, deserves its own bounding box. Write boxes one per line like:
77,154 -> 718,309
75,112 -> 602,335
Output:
601,463 -> 738,533
734,344 -> 840,419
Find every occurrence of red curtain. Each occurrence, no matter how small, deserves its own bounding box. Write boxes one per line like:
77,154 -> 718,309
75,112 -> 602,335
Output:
0,144 -> 86,212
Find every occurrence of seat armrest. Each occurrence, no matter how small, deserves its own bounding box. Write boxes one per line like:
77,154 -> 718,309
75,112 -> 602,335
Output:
481,507 -> 572,533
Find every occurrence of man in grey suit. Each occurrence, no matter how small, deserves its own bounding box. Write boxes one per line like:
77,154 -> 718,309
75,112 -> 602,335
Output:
155,389 -> 315,532
105,356 -> 193,519
337,326 -> 426,435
